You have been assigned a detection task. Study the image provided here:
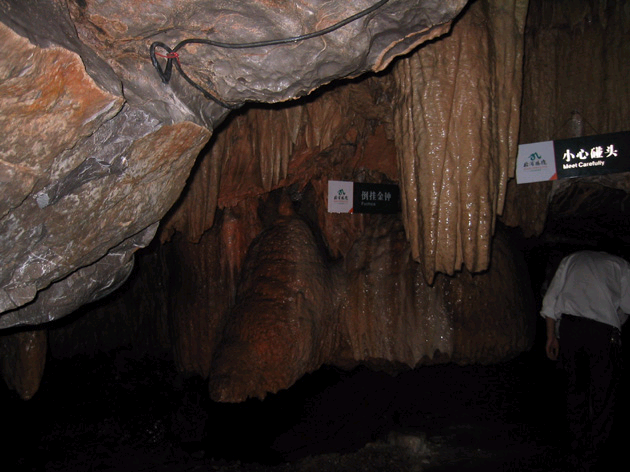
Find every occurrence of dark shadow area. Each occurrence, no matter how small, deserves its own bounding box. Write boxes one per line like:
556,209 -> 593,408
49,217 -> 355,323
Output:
3,233 -> 630,471
4,328 -> 628,471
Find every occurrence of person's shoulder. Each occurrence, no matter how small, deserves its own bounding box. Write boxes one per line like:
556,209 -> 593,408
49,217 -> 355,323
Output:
566,250 -> 622,266
564,250 -> 593,262
572,249 -> 619,259
584,250 -> 630,267
561,250 -> 630,273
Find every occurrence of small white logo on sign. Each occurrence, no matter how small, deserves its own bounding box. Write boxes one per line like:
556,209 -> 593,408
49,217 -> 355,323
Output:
516,140 -> 557,184
328,181 -> 354,213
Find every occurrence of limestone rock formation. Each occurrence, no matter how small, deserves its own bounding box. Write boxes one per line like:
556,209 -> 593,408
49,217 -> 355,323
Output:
210,208 -> 336,402
0,22 -> 124,316
339,219 -> 534,368
0,0 -> 538,401
0,0 -> 467,328
0,16 -> 212,329
6,0 -> 628,404
390,0 -> 527,282
207,209 -> 533,402
0,0 -> 474,399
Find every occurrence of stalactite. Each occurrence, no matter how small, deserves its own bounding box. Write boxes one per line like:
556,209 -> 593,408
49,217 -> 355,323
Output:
390,0 -> 527,283
0,329 -> 47,400
162,77 -> 395,246
256,107 -> 302,192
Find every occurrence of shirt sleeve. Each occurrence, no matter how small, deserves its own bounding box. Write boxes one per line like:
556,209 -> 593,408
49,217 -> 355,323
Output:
540,256 -> 570,320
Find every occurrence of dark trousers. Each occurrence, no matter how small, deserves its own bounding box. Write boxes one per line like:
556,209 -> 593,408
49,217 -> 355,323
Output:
559,314 -> 622,457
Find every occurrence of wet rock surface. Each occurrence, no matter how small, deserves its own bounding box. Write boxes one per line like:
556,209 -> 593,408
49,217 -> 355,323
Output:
6,333 -> 627,472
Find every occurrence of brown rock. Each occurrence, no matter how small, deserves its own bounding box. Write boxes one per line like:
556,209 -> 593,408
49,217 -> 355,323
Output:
0,22 -> 123,222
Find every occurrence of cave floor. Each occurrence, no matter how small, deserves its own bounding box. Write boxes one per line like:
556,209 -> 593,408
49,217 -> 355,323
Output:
5,345 -> 628,472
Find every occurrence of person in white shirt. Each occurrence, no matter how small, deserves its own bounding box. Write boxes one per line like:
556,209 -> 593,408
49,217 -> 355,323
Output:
541,250 -> 630,469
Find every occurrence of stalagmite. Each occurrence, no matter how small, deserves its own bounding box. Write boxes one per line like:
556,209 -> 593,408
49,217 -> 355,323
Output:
210,204 -> 336,402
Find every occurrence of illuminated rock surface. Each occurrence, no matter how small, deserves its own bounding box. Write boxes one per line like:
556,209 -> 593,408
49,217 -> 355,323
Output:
0,0 -> 466,326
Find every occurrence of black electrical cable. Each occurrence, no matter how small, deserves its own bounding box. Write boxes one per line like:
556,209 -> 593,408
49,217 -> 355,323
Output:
150,0 -> 390,108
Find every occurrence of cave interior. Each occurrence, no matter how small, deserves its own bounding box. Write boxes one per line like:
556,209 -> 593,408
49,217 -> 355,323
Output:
1,0 -> 630,470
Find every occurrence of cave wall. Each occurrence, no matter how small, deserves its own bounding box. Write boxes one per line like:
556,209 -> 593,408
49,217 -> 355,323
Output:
339,218 -> 534,370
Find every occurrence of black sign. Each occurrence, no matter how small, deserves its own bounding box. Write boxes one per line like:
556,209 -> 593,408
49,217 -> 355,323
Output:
554,130 -> 630,180
353,182 -> 400,214
516,130 -> 630,184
